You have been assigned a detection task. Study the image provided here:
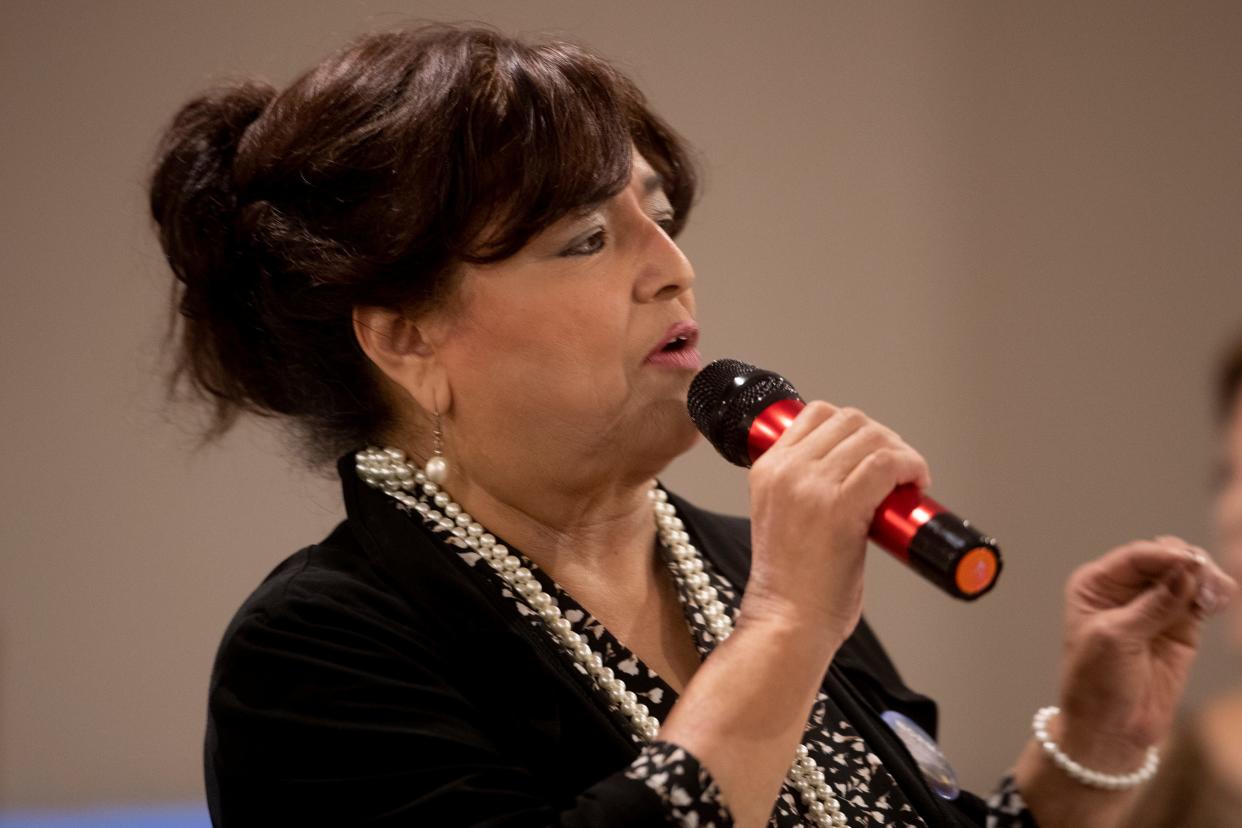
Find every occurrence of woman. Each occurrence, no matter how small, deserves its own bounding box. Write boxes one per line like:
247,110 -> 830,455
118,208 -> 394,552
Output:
1126,338 -> 1242,827
149,24 -> 1236,827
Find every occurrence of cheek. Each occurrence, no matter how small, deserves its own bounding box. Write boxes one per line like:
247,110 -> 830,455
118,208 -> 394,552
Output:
469,308 -> 625,372
448,292 -> 632,415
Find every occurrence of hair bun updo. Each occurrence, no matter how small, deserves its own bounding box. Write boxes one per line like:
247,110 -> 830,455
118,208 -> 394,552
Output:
150,81 -> 282,430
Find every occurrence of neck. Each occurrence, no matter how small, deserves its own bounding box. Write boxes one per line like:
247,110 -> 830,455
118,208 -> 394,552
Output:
466,476 -> 655,585
448,468 -> 660,585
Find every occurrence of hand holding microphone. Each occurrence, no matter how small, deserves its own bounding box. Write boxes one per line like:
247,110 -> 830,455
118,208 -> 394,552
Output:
689,359 -> 1002,609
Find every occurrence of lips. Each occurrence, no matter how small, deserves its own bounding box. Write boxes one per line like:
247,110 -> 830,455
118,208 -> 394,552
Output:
647,320 -> 699,357
645,320 -> 701,369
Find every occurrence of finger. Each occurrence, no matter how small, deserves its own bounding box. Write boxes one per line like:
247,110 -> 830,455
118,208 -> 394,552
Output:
781,405 -> 869,463
840,446 -> 929,510
1194,576 -> 1238,617
1172,539 -> 1234,589
1152,536 -> 1237,615
1189,555 -> 1238,617
1111,563 -> 1199,640
822,425 -> 925,490
796,411 -> 931,490
773,401 -> 838,449
1153,535 -> 1210,569
1153,534 -> 1197,552
1085,540 -> 1204,590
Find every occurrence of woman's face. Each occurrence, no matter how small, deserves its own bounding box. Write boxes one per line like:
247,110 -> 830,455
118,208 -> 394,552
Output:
1216,390 -> 1242,647
427,149 -> 701,500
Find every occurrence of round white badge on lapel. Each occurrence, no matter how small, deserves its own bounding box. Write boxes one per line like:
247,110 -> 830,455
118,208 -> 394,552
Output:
881,709 -> 961,800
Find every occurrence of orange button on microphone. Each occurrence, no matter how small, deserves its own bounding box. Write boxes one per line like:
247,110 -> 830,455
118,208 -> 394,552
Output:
955,547 -> 999,596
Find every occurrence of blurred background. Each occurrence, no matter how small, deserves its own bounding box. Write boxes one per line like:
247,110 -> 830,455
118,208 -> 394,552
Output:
2,0 -> 1240,822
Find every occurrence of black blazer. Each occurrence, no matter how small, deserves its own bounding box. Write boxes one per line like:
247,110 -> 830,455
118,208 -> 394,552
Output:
204,455 -> 995,826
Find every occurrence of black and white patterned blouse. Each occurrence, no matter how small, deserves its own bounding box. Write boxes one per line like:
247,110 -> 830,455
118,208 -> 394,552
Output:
413,493 -> 1033,827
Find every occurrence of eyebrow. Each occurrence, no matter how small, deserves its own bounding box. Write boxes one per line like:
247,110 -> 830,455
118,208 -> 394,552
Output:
569,173 -> 667,218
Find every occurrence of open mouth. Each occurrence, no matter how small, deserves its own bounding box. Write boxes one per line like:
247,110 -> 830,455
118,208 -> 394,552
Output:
661,335 -> 692,353
646,321 -> 701,368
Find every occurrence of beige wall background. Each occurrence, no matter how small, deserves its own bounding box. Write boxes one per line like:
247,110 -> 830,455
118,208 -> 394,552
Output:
3,0 -> 1240,809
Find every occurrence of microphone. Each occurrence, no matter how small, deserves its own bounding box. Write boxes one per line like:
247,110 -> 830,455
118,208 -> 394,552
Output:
688,358 -> 1002,601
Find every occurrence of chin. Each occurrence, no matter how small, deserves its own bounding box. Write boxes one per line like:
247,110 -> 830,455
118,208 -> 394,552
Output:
623,400 -> 701,475
666,418 -> 702,458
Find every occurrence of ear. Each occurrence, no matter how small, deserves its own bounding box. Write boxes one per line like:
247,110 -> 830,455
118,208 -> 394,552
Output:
352,306 -> 451,415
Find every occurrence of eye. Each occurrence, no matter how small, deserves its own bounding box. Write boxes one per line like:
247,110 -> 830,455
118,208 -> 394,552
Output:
655,214 -> 677,234
561,228 -> 607,257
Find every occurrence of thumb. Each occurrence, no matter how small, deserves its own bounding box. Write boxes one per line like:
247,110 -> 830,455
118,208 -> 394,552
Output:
1112,564 -> 1195,639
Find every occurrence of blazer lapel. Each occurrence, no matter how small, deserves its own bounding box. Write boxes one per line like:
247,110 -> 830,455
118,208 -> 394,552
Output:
335,454 -> 638,760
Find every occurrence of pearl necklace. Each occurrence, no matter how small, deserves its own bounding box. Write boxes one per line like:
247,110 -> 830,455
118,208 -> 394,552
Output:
355,446 -> 849,827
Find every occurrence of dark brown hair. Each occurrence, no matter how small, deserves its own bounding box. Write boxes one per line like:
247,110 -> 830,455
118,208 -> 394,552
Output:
149,23 -> 699,462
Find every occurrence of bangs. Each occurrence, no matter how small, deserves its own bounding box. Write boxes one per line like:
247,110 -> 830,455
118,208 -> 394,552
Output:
444,38 -> 697,263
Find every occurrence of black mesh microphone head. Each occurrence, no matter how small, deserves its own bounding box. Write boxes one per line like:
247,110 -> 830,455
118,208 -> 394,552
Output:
688,358 -> 803,467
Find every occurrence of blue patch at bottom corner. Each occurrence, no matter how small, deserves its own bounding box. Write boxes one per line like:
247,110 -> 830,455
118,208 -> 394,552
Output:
0,803 -> 210,828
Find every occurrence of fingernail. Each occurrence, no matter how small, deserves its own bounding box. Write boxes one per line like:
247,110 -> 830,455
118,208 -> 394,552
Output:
1182,548 -> 1207,567
1195,584 -> 1219,615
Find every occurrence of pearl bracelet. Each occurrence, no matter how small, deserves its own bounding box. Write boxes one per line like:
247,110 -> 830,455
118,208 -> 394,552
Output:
1032,706 -> 1160,791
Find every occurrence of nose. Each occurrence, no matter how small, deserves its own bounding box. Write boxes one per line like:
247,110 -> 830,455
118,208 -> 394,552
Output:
632,218 -> 695,304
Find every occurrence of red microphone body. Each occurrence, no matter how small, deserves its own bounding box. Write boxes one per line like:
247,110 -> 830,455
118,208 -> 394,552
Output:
689,360 -> 1001,601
